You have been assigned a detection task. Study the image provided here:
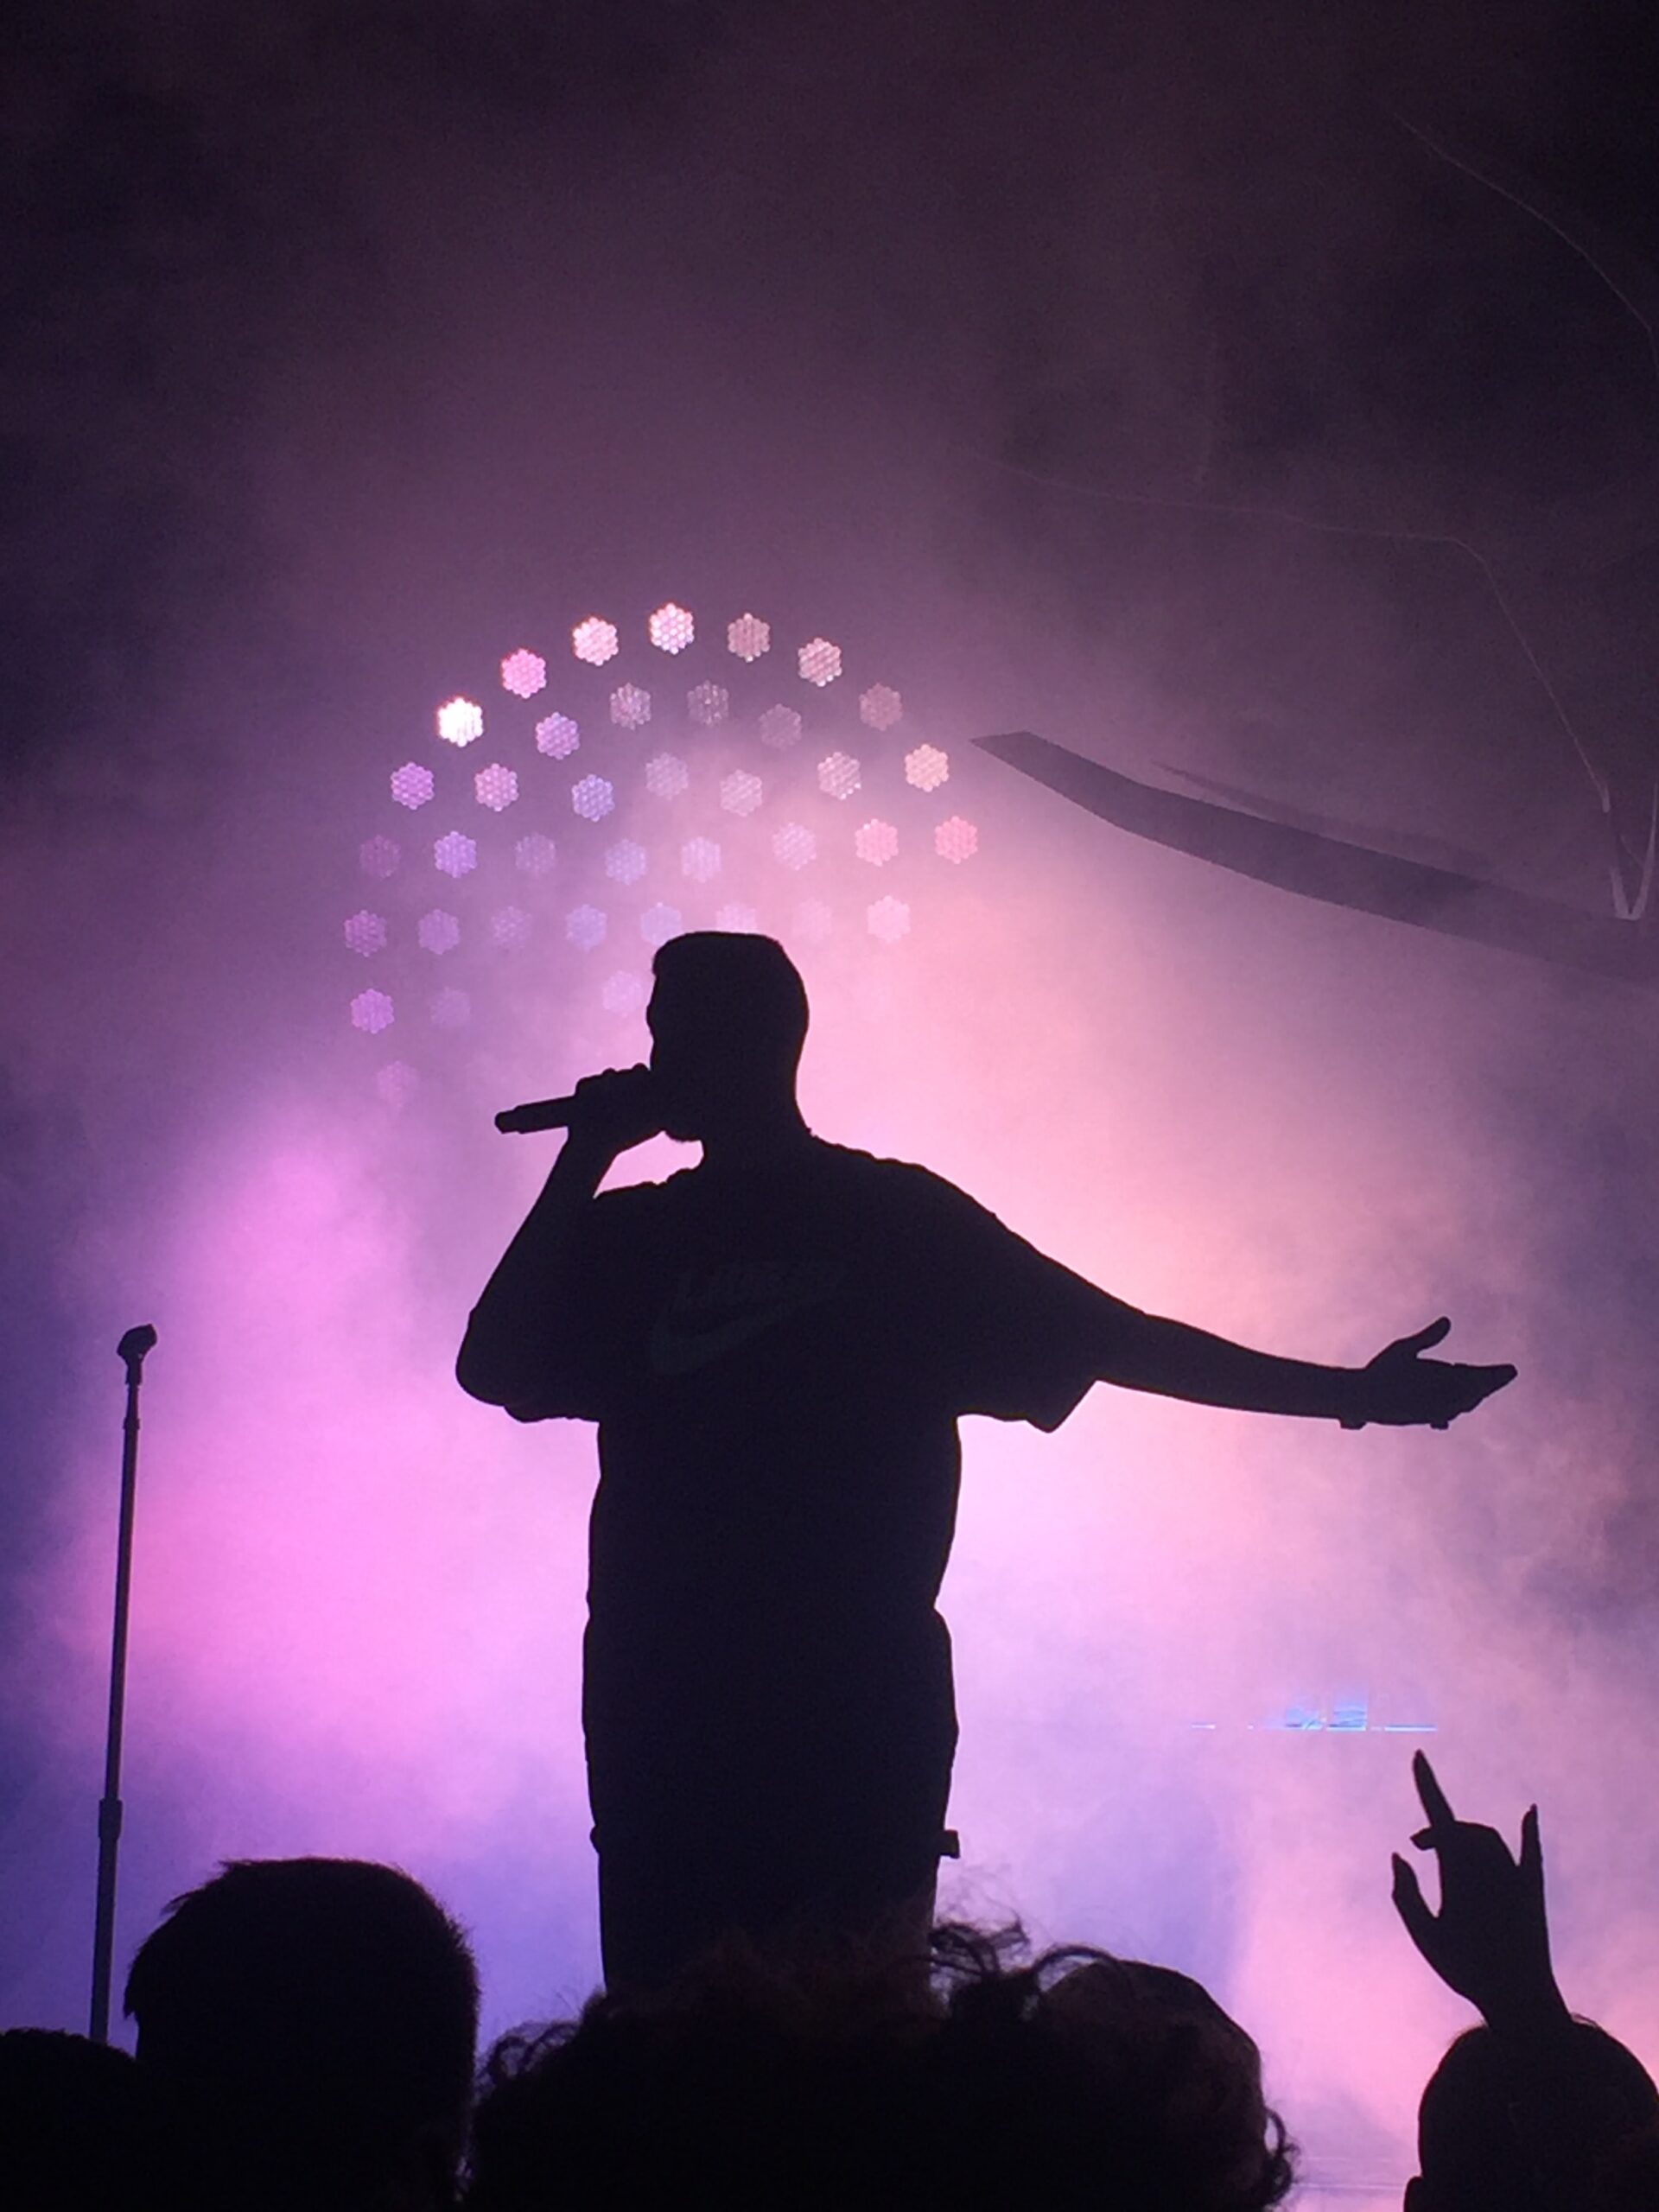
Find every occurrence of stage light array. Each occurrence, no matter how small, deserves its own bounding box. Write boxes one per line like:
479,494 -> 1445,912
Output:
344,601 -> 987,1098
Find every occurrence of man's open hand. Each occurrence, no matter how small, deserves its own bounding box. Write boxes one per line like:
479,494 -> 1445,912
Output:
1340,1317 -> 1516,1430
1390,1751 -> 1561,2028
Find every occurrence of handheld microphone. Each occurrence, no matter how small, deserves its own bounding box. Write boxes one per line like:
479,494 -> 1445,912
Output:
494,1095 -> 579,1135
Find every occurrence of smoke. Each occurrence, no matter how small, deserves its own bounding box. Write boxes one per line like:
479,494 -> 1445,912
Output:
6,5 -> 1659,2200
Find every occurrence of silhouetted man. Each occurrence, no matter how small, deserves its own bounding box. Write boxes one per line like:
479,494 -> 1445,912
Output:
458,932 -> 1513,1988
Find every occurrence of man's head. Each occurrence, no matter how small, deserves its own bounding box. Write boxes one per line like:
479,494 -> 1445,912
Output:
647,933 -> 810,1144
0,2030 -> 162,2210
1407,2021 -> 1659,2212
125,1858 -> 479,2212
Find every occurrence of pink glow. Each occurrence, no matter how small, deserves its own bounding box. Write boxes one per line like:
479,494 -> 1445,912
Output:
727,613 -> 770,661
935,816 -> 978,863
817,750 -> 861,799
500,649 -> 547,697
609,683 -> 652,729
343,910 -> 388,957
798,637 -> 842,686
681,836 -> 721,883
647,601 -> 694,653
866,893 -> 911,942
855,819 -> 899,866
473,764 -> 519,811
860,683 -> 903,728
572,618 -> 620,666
643,752 -> 689,798
687,682 -> 729,725
905,743 -> 950,792
772,821 -> 816,869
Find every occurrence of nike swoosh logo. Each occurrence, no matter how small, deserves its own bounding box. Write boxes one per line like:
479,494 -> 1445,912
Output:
649,1300 -> 817,1375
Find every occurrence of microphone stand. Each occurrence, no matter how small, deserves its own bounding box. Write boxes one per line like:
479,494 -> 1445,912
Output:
89,1323 -> 156,2044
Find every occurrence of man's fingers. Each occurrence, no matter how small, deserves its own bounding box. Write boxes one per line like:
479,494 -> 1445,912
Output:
1402,1316 -> 1452,1355
1520,1804 -> 1543,1891
1413,1750 -> 1458,1833
1391,1853 -> 1438,1953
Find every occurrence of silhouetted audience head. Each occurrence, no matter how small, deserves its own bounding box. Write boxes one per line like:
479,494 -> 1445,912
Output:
648,932 -> 810,1138
125,1856 -> 479,2212
464,1923 -> 1294,2211
0,2029 -> 162,2211
1408,2020 -> 1659,2212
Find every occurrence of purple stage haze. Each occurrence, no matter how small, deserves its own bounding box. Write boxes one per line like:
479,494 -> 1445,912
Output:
5,9 -> 1659,2203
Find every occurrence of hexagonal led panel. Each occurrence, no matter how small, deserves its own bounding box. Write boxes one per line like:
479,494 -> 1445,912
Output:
759,705 -> 802,750
350,988 -> 395,1034
474,763 -> 519,811
794,899 -> 834,944
854,819 -> 899,866
492,906 -> 532,950
376,1061 -> 419,1109
535,713 -> 580,760
604,838 -> 647,886
601,970 -> 645,1016
418,909 -> 461,955
687,681 -> 730,725
904,743 -> 950,792
721,769 -> 763,817
391,762 -> 435,810
798,638 -> 842,687
610,683 -> 652,729
500,649 -> 547,697
515,832 -> 556,875
430,987 -> 470,1029
859,683 -> 903,729
772,823 -> 816,870
434,830 -> 478,878
345,910 -> 387,957
935,816 -> 979,863
566,904 -> 607,950
715,901 -> 759,932
648,602 -> 694,653
728,613 -> 770,661
681,836 -> 721,883
359,836 -> 400,879
573,617 -> 620,666
571,775 -> 615,823
644,752 -> 690,798
867,895 -> 911,944
639,901 -> 683,948
436,697 -> 483,746
817,751 -> 861,800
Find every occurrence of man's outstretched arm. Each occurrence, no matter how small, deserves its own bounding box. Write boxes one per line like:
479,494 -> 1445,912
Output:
1096,1309 -> 1515,1428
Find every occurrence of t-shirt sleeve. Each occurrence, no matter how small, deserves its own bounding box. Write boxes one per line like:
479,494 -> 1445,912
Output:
906,1170 -> 1141,1430
495,1186 -> 638,1424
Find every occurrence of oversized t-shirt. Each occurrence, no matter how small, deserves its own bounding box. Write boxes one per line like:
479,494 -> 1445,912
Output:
512,1138 -> 1135,1847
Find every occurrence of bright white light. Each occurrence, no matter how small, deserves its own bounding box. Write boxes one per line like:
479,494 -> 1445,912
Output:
860,683 -> 903,728
867,895 -> 911,944
515,832 -> 556,875
573,617 -> 620,666
817,752 -> 861,800
391,763 -> 435,810
492,906 -> 532,949
500,649 -> 547,697
430,987 -> 470,1029
345,910 -> 387,957
645,752 -> 690,798
935,816 -> 979,863
436,697 -> 484,746
687,682 -> 729,725
418,909 -> 461,955
359,836 -> 400,879
772,823 -> 816,870
434,830 -> 478,878
610,683 -> 652,728
715,901 -> 758,931
648,602 -> 695,653
721,769 -> 762,817
474,763 -> 518,811
794,899 -> 833,944
605,839 -> 647,886
728,613 -> 770,661
854,819 -> 899,866
759,706 -> 802,750
798,638 -> 842,687
376,1061 -> 419,1109
350,988 -> 395,1034
639,902 -> 683,948
566,905 -> 607,950
571,776 -> 615,823
904,743 -> 950,792
536,714 -> 580,760
681,836 -> 721,883
602,970 -> 645,1015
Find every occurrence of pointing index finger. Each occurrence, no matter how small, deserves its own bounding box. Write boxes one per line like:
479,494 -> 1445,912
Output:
1413,1750 -> 1458,1834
